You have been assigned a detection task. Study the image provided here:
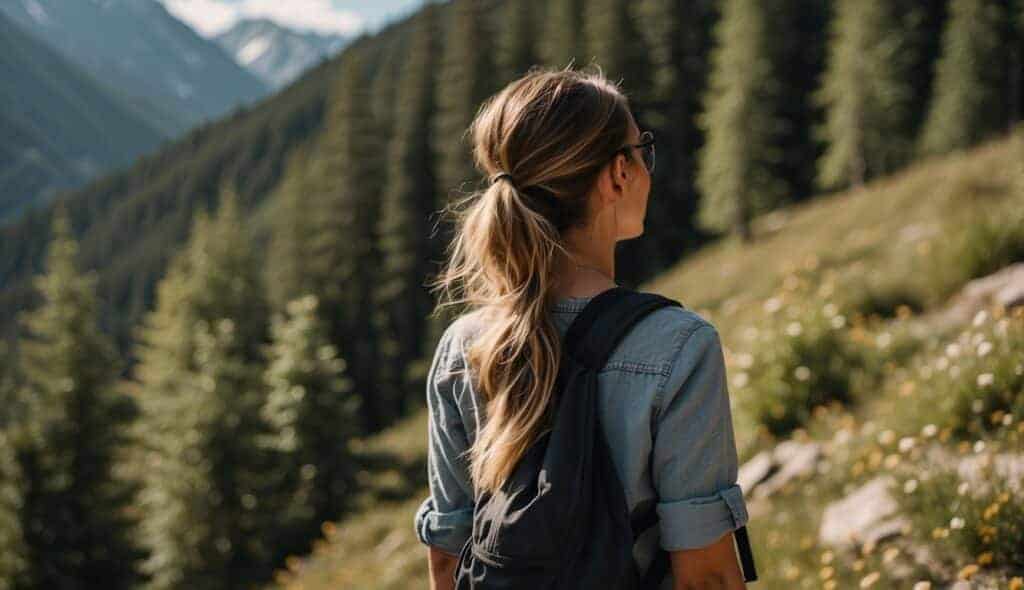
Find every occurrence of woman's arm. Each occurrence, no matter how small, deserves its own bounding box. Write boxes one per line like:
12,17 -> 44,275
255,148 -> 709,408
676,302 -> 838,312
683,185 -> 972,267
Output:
670,530 -> 747,590
427,546 -> 460,590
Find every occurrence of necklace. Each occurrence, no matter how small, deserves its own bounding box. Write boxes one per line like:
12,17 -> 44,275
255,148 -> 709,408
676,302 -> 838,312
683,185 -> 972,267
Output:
573,263 -> 615,283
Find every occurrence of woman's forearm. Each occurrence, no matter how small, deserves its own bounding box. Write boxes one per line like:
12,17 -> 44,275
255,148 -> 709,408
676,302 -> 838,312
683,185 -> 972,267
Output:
427,546 -> 459,590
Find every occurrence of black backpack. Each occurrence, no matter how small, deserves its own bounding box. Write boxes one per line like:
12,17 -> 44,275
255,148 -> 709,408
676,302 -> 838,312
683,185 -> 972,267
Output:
452,286 -> 758,589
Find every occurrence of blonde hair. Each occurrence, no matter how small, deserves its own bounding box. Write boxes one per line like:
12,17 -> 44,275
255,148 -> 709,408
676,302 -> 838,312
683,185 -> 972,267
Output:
428,65 -> 635,495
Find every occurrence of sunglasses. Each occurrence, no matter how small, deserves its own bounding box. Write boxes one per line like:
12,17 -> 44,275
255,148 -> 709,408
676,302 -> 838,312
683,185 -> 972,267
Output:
615,130 -> 656,174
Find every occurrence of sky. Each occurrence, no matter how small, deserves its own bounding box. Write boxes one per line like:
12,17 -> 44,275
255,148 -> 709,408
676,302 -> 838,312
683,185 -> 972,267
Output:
160,0 -> 425,37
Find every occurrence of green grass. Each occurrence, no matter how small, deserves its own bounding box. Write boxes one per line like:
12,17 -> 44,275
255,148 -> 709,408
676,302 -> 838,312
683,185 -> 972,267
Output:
271,130 -> 1024,589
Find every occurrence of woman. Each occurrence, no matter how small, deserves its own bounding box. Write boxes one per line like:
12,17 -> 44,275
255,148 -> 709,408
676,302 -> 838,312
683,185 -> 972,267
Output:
414,65 -> 751,589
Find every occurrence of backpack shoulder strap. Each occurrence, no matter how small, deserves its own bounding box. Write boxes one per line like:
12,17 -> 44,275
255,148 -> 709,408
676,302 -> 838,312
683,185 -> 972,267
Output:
563,286 -> 682,371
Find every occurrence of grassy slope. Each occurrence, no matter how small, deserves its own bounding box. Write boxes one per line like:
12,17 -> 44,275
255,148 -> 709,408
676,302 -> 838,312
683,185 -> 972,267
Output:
270,131 -> 1024,590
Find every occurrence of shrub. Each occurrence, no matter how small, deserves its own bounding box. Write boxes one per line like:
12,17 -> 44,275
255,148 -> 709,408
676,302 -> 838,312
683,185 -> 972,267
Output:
731,288 -> 868,437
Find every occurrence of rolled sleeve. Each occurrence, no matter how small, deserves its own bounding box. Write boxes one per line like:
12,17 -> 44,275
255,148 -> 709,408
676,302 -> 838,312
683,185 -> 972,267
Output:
652,323 -> 750,551
413,325 -> 475,556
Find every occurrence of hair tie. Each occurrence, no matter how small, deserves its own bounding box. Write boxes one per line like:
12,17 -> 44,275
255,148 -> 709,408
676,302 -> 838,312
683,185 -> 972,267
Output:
490,171 -> 516,187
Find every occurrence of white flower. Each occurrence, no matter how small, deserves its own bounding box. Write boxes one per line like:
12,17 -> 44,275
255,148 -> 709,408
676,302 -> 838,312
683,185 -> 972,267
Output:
898,437 -> 916,453
976,341 -> 993,357
763,297 -> 782,314
945,343 -> 961,358
794,366 -> 811,381
972,310 -> 988,327
823,302 -> 838,317
973,440 -> 986,453
949,516 -> 965,530
1002,413 -> 1014,426
831,315 -> 846,329
737,352 -> 755,369
921,424 -> 938,438
977,373 -> 995,387
733,372 -> 750,388
876,332 -> 892,349
903,479 -> 918,494
786,321 -> 803,337
957,481 -> 970,496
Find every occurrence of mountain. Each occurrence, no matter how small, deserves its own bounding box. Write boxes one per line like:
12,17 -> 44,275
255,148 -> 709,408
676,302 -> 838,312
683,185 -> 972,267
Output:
216,18 -> 351,89
0,10 -> 166,224
0,0 -> 270,137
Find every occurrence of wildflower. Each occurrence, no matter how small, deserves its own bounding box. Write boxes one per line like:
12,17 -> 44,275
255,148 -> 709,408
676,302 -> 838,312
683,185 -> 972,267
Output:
946,343 -> 961,357
958,564 -> 979,580
972,399 -> 985,413
957,481 -> 970,496
976,373 -> 995,387
982,502 -> 1000,520
898,436 -> 916,453
973,310 -> 989,326
1008,577 -> 1023,590
921,424 -> 938,438
831,315 -> 846,329
977,551 -> 993,565
860,571 -> 880,588
823,302 -> 837,317
1003,413 -> 1014,426
935,357 -> 949,371
794,366 -> 811,381
733,372 -> 749,388
786,321 -> 803,336
903,478 -> 918,494
949,516 -> 965,530
763,297 -> 782,314
877,429 -> 896,445
882,547 -> 900,564
912,582 -> 932,590
737,352 -> 754,368
820,550 -> 834,564
973,440 -> 985,453
820,566 -> 835,580
976,341 -> 993,357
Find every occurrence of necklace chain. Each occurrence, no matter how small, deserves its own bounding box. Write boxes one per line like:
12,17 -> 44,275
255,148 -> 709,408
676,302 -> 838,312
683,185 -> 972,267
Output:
573,263 -> 614,282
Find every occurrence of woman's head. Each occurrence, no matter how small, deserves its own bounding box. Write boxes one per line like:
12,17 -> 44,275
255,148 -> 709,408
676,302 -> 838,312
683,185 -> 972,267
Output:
429,64 -> 651,494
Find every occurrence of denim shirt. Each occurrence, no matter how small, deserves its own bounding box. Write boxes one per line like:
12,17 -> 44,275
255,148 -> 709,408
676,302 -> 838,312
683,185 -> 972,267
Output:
413,294 -> 750,588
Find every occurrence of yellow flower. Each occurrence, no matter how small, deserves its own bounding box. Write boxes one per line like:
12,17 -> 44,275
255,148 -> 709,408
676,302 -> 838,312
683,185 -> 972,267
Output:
983,502 -> 1000,520
977,551 -> 993,565
1008,576 -> 1023,590
957,564 -> 979,580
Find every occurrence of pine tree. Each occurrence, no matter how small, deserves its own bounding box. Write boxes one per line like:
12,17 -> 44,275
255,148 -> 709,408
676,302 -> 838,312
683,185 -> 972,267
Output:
496,0 -> 541,81
619,0 -> 717,283
376,3 -> 442,418
14,206 -> 144,588
433,0 -> 497,204
816,0 -> 919,189
264,145 -> 321,312
919,0 -> 1017,155
303,47 -> 385,432
0,429 -> 28,590
132,188 -> 275,590
539,0 -> 584,68
258,294 -> 359,552
695,0 -> 789,241
582,0 -> 649,89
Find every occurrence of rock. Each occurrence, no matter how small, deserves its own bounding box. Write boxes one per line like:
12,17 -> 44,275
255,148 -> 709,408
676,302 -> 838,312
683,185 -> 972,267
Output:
819,475 -> 904,550
926,263 -> 1024,332
737,450 -> 774,495
752,441 -> 821,499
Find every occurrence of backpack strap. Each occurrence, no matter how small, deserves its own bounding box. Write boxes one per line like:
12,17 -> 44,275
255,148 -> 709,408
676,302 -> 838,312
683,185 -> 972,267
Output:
561,287 -> 683,588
